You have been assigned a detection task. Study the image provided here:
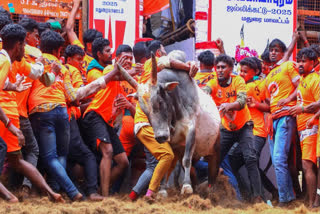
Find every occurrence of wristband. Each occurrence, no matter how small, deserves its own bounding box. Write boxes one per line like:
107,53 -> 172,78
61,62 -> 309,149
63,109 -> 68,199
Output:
304,40 -> 309,45
5,118 -> 11,128
301,106 -> 304,113
317,188 -> 320,196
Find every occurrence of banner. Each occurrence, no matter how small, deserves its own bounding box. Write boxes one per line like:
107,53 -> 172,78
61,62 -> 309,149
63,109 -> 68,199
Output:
89,0 -> 141,57
1,0 -> 81,19
210,0 -> 297,57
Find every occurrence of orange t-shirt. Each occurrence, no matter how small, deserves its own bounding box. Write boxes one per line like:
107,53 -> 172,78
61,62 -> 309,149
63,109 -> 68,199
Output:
134,58 -> 159,124
194,70 -> 216,88
296,72 -> 320,131
0,53 -> 10,90
0,53 -> 31,118
28,53 -> 71,112
247,79 -> 267,138
84,65 -> 124,127
260,61 -> 300,115
66,64 -> 84,119
206,75 -> 251,131
87,67 -> 103,84
16,45 -> 42,118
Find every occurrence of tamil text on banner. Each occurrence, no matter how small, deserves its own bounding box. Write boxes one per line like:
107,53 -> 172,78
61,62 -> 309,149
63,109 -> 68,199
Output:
210,0 -> 297,57
89,0 -> 141,57
1,0 -> 81,19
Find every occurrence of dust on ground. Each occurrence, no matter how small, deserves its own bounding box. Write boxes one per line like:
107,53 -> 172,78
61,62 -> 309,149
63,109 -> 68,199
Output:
0,175 -> 319,214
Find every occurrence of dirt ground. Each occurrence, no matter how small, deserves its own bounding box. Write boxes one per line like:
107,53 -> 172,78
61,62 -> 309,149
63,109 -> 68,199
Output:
0,175 -> 319,214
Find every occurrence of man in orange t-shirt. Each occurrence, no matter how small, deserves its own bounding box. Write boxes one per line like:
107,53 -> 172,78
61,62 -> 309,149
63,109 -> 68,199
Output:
259,39 -> 300,205
288,48 -> 320,207
0,24 -> 63,202
86,38 -> 112,83
194,50 -> 216,88
81,48 -> 133,196
204,54 -> 262,202
63,44 -> 104,201
66,0 -> 103,76
230,57 -> 278,199
28,30 -> 82,201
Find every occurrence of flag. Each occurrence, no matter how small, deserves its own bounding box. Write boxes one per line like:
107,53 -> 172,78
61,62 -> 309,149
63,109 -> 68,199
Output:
143,0 -> 169,16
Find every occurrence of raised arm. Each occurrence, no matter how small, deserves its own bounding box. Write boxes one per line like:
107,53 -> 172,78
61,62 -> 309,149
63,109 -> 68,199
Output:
66,0 -> 81,43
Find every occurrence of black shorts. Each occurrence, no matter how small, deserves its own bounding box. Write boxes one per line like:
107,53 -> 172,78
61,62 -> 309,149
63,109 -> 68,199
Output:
80,111 -> 125,156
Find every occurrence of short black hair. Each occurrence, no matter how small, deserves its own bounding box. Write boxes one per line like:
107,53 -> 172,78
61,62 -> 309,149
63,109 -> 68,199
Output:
18,18 -> 38,33
240,57 -> 258,71
297,47 -> 317,62
133,41 -> 148,63
261,49 -> 271,63
269,39 -> 287,53
0,7 -> 11,20
116,44 -> 132,57
147,40 -> 162,55
250,57 -> 262,75
38,22 -> 51,36
83,29 -> 103,51
198,50 -> 215,67
92,37 -> 110,61
40,30 -> 65,54
309,44 -> 320,58
0,14 -> 13,32
215,54 -> 234,69
64,45 -> 85,61
0,24 -> 26,50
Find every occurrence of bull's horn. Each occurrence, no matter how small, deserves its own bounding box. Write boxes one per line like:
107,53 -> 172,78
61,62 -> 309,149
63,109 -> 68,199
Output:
117,63 -> 138,90
151,52 -> 157,86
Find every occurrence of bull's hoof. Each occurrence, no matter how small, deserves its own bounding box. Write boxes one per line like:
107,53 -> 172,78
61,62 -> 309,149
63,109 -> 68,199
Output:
181,184 -> 193,195
158,189 -> 168,198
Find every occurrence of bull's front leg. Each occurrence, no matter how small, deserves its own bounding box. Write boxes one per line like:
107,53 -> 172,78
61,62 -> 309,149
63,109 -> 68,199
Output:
181,120 -> 196,195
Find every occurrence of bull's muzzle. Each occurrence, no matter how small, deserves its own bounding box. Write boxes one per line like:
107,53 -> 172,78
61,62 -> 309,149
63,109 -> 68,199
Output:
155,135 -> 169,144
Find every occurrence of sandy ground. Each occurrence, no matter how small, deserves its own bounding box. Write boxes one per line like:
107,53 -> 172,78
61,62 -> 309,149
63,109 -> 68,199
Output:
0,175 -> 319,214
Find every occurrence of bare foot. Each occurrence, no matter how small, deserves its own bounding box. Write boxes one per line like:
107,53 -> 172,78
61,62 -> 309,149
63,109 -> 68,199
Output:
19,185 -> 30,201
7,196 -> 19,203
50,193 -> 65,203
88,193 -> 105,201
72,193 -> 83,202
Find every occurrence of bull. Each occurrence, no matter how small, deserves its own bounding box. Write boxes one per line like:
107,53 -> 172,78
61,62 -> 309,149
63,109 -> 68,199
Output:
119,50 -> 221,194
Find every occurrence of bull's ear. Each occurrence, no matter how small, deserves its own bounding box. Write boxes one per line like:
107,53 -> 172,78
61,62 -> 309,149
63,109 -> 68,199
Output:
164,81 -> 179,91
127,93 -> 138,100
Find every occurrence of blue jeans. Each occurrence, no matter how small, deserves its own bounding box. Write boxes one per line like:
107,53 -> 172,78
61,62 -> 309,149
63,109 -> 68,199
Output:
269,116 -> 296,203
30,107 -> 79,199
0,137 -> 7,175
132,146 -> 158,194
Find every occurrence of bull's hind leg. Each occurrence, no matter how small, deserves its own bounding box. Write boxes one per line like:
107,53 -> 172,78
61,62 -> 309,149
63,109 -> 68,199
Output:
181,123 -> 196,195
208,135 -> 220,186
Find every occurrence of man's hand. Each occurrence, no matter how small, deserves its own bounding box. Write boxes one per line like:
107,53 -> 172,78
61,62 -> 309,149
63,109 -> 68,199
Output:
187,61 -> 198,78
247,96 -> 257,108
8,124 -> 25,147
117,55 -> 128,70
277,98 -> 290,107
288,105 -> 303,117
14,75 -> 32,92
219,103 -> 233,116
35,56 -> 45,64
306,102 -> 320,113
216,38 -> 225,53
111,94 -> 128,119
133,63 -> 144,76
51,62 -> 62,76
306,114 -> 317,129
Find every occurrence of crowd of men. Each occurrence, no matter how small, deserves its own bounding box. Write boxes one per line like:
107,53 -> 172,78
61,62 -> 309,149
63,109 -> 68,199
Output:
0,0 -> 319,209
